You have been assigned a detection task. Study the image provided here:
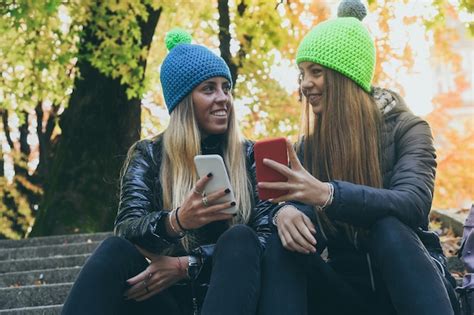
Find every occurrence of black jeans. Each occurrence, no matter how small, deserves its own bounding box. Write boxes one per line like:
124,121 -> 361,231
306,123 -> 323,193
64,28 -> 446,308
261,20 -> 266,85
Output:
62,224 -> 262,315
258,216 -> 455,315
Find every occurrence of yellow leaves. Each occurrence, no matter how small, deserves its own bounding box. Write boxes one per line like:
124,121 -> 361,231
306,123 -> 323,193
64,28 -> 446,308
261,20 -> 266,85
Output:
403,16 -> 418,25
454,74 -> 470,92
401,45 -> 414,72
432,27 -> 461,67
108,0 -> 131,13
432,127 -> 474,209
0,177 -> 36,239
378,4 -> 392,34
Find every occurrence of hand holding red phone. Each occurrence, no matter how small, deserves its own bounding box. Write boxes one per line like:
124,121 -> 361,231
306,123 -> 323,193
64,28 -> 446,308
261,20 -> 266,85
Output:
257,139 -> 330,206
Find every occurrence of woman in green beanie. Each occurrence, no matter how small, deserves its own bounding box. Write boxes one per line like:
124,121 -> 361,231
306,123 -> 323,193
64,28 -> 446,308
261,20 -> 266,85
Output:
61,29 -> 273,315
257,1 -> 459,314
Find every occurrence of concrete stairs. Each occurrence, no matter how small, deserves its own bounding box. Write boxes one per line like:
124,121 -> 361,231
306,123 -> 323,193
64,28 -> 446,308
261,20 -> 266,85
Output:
0,215 -> 467,314
0,232 -> 112,314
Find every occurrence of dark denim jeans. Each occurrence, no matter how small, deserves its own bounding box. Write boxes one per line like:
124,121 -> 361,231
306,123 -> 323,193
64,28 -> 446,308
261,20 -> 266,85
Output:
258,216 -> 455,315
62,224 -> 262,315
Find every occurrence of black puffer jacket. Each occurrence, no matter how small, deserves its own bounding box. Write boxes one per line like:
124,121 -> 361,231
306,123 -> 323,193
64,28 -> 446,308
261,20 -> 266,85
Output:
289,88 -> 441,253
114,134 -> 273,262
322,87 -> 441,251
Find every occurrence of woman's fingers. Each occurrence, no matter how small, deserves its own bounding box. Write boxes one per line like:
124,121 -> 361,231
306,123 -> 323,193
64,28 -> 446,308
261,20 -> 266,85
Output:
126,273 -> 169,301
125,278 -> 149,299
203,200 -> 236,214
125,266 -> 157,299
126,267 -> 150,286
294,218 -> 317,249
126,285 -> 146,300
262,158 -> 293,178
194,172 -> 213,195
276,206 -> 316,253
280,227 -> 311,254
302,214 -> 317,234
126,255 -> 186,301
258,181 -> 291,191
205,187 -> 232,204
277,213 -> 309,253
286,223 -> 316,253
268,192 -> 295,204
286,139 -> 302,170
134,278 -> 173,301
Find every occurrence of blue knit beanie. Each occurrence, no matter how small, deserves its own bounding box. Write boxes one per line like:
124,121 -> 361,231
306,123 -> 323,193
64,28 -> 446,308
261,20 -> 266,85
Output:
160,29 -> 232,114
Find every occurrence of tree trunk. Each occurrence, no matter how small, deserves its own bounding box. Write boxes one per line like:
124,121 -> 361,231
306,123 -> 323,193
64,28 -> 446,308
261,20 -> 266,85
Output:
31,5 -> 162,236
34,102 -> 58,183
218,0 -> 238,84
218,0 -> 250,84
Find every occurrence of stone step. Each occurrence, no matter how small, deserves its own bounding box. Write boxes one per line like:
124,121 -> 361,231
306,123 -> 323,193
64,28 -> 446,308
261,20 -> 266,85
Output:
0,242 -> 100,261
0,283 -> 72,309
0,254 -> 90,274
0,267 -> 82,288
0,304 -> 62,314
0,232 -> 112,249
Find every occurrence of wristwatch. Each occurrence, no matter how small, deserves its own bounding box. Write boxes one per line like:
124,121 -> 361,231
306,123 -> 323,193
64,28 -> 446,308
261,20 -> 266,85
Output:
187,255 -> 202,280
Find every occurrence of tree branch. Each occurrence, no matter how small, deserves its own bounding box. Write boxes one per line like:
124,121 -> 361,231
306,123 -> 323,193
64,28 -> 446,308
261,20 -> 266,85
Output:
218,0 -> 239,84
1,110 -> 14,150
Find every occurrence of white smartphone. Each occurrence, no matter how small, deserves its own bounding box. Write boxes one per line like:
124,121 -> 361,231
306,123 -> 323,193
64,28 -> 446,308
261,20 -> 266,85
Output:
193,154 -> 237,214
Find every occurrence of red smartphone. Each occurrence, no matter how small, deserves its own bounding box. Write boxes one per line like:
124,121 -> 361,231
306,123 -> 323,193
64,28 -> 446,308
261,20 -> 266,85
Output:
254,137 -> 289,200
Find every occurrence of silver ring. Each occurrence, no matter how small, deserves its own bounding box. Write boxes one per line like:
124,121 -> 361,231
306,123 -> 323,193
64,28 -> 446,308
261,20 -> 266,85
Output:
202,196 -> 209,207
145,286 -> 150,294
193,188 -> 203,195
146,272 -> 153,280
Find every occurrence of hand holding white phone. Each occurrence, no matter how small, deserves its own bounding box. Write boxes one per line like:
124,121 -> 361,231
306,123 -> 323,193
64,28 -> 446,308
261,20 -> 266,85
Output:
194,155 -> 237,214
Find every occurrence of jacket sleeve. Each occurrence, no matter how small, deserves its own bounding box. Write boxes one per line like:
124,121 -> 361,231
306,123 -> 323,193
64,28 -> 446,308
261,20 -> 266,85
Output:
114,140 -> 179,253
246,141 -> 274,248
325,114 -> 436,229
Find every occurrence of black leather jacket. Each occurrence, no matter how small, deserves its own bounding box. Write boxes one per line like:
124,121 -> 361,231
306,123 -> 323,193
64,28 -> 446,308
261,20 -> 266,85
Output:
114,134 -> 273,263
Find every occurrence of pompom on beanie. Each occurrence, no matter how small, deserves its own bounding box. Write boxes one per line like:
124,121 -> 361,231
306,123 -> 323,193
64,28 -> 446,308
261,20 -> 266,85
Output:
296,0 -> 375,93
160,28 -> 232,113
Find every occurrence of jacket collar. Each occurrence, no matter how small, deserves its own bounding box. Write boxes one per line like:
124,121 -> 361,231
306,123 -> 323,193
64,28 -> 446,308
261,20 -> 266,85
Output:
201,134 -> 225,155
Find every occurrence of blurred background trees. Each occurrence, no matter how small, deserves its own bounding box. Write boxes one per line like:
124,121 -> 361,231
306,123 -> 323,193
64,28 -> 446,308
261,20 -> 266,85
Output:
0,0 -> 472,238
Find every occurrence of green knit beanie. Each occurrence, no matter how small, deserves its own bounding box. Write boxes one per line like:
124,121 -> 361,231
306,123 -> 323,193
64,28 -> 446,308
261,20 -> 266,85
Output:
296,0 -> 375,92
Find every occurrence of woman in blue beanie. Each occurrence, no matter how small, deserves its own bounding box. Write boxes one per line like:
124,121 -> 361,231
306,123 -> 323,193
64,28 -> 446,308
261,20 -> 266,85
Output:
62,29 -> 273,315
257,1 -> 459,315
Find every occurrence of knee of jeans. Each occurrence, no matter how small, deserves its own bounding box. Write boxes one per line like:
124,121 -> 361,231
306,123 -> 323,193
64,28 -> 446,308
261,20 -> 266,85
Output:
97,236 -> 133,254
369,216 -> 414,253
92,236 -> 139,265
216,224 -> 259,252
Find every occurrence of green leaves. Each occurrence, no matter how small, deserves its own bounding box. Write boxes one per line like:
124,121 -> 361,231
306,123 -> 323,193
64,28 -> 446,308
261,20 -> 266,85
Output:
0,0 -> 87,114
82,1 -> 160,99
1,0 -> 159,116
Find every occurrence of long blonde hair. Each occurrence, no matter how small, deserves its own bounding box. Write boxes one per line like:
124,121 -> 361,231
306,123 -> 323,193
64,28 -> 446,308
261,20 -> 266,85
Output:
160,95 -> 252,251
299,67 -> 383,239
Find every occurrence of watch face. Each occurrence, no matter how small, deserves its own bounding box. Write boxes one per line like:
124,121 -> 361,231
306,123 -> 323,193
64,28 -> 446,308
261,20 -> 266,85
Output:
188,255 -> 199,265
187,255 -> 202,280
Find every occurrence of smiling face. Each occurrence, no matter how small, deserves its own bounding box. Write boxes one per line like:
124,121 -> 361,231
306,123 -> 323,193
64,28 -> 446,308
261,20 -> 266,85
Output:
191,77 -> 232,137
299,62 -> 325,115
